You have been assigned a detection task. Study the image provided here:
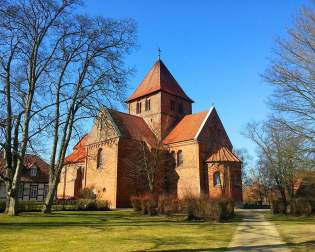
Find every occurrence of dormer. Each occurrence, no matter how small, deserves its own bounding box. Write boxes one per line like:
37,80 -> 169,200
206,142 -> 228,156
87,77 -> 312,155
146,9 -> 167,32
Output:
30,165 -> 38,177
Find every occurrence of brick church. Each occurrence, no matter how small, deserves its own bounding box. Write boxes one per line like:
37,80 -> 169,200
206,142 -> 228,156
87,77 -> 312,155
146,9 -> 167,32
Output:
57,58 -> 243,208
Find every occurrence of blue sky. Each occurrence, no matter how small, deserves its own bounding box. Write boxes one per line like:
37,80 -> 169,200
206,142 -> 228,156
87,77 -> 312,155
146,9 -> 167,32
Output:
83,0 -> 310,159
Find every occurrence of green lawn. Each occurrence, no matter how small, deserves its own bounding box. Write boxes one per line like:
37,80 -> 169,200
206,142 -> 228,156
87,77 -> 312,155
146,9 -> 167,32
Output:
0,210 -> 239,252
265,212 -> 315,252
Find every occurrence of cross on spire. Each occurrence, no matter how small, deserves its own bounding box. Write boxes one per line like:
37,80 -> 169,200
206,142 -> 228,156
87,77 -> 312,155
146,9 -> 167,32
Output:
158,47 -> 161,60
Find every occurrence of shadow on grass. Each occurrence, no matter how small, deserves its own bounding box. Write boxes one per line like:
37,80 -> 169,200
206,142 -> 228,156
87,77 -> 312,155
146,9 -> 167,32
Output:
135,240 -> 315,252
0,211 -> 242,231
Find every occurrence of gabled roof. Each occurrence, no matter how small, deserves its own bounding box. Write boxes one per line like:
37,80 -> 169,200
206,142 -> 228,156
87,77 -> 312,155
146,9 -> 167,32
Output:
206,147 -> 241,163
126,59 -> 193,102
163,110 -> 209,144
65,134 -> 89,164
0,153 -> 49,183
108,109 -> 157,147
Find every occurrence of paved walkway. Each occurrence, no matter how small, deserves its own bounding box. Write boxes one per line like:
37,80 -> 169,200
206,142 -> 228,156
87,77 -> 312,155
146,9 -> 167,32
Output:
227,210 -> 290,252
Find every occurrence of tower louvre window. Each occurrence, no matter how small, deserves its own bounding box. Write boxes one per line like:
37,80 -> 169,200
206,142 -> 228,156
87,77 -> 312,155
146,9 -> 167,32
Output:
178,103 -> 184,114
170,100 -> 175,112
145,98 -> 151,111
136,100 -> 142,114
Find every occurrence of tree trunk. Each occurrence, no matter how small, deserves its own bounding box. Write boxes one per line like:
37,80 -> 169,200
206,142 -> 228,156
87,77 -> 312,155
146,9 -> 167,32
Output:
7,189 -> 17,216
4,181 -> 11,213
42,179 -> 57,214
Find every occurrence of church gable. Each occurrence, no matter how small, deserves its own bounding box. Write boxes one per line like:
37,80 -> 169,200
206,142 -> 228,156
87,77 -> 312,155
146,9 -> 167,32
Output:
196,107 -> 233,151
87,108 -> 122,145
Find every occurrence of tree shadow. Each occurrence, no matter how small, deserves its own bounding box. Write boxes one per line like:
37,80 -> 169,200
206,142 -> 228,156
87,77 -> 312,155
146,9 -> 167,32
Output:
134,240 -> 315,252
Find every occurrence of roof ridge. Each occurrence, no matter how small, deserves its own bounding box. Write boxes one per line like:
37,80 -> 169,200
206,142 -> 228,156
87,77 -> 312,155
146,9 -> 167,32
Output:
194,107 -> 214,140
108,109 -> 145,120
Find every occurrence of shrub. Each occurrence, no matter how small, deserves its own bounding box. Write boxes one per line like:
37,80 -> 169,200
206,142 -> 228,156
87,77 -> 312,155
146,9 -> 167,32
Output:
96,200 -> 110,211
130,194 -> 157,216
182,196 -> 234,222
79,188 -> 96,199
289,198 -> 312,216
157,195 -> 180,216
0,201 -> 5,213
146,197 -> 157,216
272,200 -> 286,214
130,196 -> 141,212
18,201 -> 42,212
76,199 -> 97,211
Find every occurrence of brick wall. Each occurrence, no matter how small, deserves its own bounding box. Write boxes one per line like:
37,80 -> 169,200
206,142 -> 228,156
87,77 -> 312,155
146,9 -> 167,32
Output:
167,141 -> 201,198
207,162 -> 242,203
128,91 -> 193,140
85,139 -> 119,208
57,163 -> 85,199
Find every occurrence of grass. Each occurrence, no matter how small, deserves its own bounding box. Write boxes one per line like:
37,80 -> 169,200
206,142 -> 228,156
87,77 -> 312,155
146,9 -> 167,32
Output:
264,212 -> 315,252
0,210 -> 239,252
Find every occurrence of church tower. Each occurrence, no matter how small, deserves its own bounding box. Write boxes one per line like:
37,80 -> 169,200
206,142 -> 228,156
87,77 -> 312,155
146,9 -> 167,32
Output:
126,59 -> 193,140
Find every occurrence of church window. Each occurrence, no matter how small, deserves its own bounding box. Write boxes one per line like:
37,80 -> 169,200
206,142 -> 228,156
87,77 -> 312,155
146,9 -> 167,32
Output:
170,100 -> 175,111
178,103 -> 184,114
177,150 -> 183,166
97,148 -> 104,169
136,100 -> 142,114
214,172 -> 221,186
171,151 -> 176,166
145,98 -> 151,111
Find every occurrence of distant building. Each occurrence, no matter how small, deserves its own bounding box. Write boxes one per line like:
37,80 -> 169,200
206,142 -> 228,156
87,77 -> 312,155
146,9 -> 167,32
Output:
58,59 -> 243,207
0,154 -> 49,201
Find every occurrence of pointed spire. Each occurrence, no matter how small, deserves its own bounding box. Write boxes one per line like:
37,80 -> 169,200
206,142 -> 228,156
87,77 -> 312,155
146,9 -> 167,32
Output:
158,47 -> 161,60
126,58 -> 193,103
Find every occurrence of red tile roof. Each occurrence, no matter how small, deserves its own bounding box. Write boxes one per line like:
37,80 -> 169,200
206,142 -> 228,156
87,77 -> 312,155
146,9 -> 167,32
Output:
64,134 -> 89,164
126,59 -> 193,102
163,110 -> 209,144
206,147 -> 241,163
0,153 -> 49,183
108,109 -> 157,147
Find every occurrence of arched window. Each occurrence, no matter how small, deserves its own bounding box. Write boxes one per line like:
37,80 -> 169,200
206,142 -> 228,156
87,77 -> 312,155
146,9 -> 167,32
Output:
96,148 -> 104,169
213,172 -> 221,186
171,151 -> 176,167
145,98 -> 151,111
177,150 -> 183,166
136,100 -> 141,114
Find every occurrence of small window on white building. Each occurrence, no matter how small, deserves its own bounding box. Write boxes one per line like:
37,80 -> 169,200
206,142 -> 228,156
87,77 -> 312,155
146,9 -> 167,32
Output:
30,184 -> 38,198
44,184 -> 49,198
18,184 -> 24,198
30,166 -> 38,177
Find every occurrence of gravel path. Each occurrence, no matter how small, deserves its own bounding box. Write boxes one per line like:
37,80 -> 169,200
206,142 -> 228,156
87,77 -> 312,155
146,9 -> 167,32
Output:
227,210 -> 290,251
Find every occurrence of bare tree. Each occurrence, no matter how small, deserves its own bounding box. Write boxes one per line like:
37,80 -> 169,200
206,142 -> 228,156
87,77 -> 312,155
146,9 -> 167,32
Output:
264,3 -> 315,157
41,16 -> 136,213
0,0 -> 77,216
244,120 -> 306,207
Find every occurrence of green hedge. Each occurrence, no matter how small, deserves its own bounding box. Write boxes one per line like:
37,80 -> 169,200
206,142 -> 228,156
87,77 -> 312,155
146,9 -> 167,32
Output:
0,199 -> 110,213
